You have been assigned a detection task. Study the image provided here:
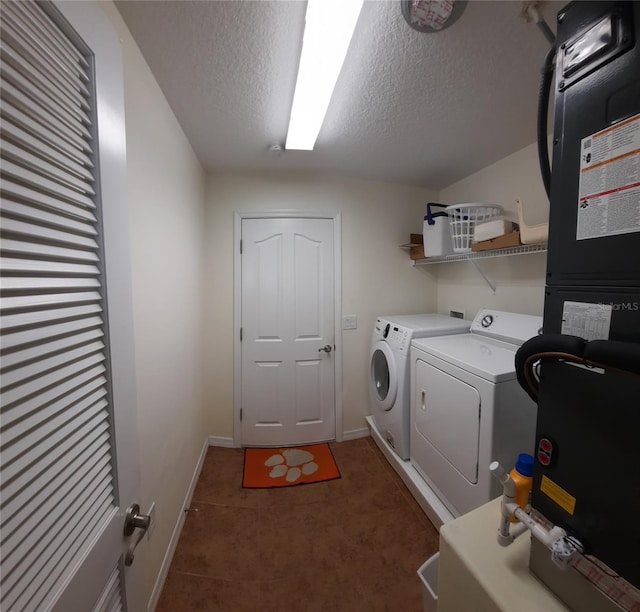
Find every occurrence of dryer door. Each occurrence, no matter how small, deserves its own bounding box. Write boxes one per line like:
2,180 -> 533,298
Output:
414,359 -> 480,484
369,341 -> 398,412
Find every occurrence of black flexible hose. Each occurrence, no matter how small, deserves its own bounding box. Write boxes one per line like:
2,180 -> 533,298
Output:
538,45 -> 556,201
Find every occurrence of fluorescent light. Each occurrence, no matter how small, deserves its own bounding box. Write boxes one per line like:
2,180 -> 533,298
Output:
285,0 -> 364,151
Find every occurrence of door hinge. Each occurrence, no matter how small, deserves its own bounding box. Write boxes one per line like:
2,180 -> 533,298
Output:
240,239 -> 243,254
240,408 -> 243,422
240,327 -> 243,341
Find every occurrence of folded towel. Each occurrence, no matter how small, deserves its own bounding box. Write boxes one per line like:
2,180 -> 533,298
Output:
473,219 -> 517,242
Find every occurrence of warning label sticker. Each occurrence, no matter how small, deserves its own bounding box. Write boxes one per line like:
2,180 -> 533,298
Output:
577,112 -> 640,241
540,475 -> 576,515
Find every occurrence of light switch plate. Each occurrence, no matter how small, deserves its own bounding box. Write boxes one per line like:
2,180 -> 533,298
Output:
342,315 -> 357,330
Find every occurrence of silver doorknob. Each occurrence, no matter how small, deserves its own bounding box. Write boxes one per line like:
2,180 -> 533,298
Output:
123,503 -> 151,566
318,344 -> 332,353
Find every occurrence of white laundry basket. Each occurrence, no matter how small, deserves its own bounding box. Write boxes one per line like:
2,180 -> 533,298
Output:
447,204 -> 503,253
417,553 -> 439,612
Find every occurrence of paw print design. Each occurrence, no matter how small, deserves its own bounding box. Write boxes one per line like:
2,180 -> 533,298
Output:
264,448 -> 319,483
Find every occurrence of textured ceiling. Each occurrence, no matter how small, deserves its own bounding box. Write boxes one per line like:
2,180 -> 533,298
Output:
115,0 -> 563,189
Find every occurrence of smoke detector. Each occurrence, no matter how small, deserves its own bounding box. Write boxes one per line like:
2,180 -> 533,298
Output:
267,143 -> 284,158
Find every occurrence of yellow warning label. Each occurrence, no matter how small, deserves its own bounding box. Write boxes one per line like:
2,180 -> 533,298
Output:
540,475 -> 577,515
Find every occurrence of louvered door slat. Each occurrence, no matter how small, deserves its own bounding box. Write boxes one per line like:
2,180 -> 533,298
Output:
3,119 -> 95,180
1,407 -> 109,494
1,329 -> 104,381
21,496 -> 115,612
2,2 -> 91,90
1,290 -> 102,312
2,395 -> 108,469
1,2 -> 125,608
0,315 -> 103,350
2,276 -> 101,292
7,487 -> 114,611
1,365 -> 106,432
14,0 -> 89,69
1,375 -> 106,445
2,452 -> 111,560
2,199 -> 98,235
2,460 -> 112,574
1,70 -> 91,146
2,58 -> 92,136
1,425 -> 109,518
1,215 -> 98,248
3,395 -> 108,467
2,257 -> 100,276
1,304 -> 102,333
0,97 -> 92,162
2,178 -> 97,217
93,566 -> 124,612
1,338 -> 105,388
0,15 -> 91,102
1,160 -> 95,209
1,237 -> 99,263
0,304 -> 103,334
4,1 -> 89,82
1,351 -> 105,409
1,27 -> 90,111
1,140 -> 95,194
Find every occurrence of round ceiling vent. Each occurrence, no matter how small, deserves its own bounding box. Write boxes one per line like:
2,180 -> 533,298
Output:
401,0 -> 468,33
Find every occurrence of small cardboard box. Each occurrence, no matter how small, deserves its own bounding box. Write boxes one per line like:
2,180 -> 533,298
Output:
471,230 -> 521,252
406,233 -> 424,260
410,245 -> 425,260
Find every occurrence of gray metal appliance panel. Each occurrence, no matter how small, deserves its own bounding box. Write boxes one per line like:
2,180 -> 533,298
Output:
546,1 -> 640,287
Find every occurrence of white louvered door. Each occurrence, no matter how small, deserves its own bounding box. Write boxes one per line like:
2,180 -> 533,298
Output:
1,2 -> 142,611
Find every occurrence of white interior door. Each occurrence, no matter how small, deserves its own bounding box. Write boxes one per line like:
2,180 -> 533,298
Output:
241,217 -> 336,446
0,2 -> 143,610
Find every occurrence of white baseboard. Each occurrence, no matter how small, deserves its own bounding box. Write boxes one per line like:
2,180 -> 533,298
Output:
208,435 -> 235,448
147,436 -> 210,612
365,416 -> 453,529
342,426 -> 370,441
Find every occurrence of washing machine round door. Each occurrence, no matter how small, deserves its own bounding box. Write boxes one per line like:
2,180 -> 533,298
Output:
370,341 -> 398,411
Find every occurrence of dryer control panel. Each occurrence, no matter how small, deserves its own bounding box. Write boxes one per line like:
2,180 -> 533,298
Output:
470,310 -> 543,346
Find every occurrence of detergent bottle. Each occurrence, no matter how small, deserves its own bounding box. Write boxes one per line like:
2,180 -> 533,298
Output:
510,453 -> 533,523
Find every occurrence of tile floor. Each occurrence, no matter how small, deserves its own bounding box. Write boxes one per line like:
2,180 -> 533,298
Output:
156,437 -> 439,611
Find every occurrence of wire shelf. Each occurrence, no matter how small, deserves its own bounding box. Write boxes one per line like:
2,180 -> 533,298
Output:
412,242 -> 547,265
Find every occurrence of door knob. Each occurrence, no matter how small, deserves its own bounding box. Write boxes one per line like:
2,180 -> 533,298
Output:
123,503 -> 151,566
318,344 -> 332,353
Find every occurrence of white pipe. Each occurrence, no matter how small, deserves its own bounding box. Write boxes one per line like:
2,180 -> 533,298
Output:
490,461 -> 567,549
521,1 -> 556,44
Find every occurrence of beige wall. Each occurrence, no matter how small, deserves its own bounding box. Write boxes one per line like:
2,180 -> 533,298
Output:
100,4 -> 208,607
204,172 -> 438,438
435,141 -> 550,319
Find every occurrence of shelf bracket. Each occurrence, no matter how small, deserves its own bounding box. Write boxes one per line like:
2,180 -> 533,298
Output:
466,256 -> 496,293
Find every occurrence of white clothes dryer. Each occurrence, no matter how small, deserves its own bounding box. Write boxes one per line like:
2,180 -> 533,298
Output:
410,310 -> 543,519
369,314 -> 470,460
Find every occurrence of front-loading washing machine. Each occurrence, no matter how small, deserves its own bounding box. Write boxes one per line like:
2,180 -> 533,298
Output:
410,310 -> 542,519
369,314 -> 470,460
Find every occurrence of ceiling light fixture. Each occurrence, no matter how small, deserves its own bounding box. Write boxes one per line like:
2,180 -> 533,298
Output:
285,0 -> 364,151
